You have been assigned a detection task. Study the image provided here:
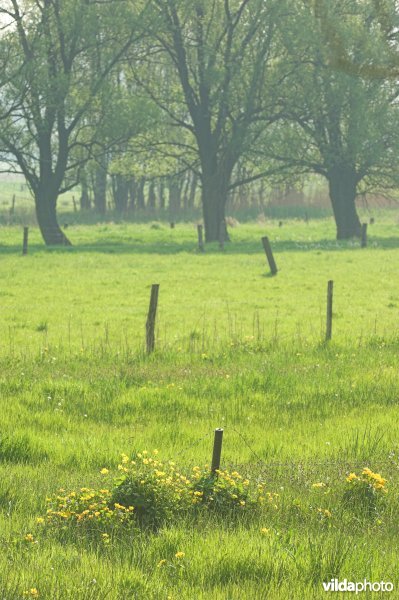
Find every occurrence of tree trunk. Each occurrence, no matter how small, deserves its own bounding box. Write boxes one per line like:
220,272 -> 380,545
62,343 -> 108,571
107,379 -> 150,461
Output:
137,178 -> 145,209
148,180 -> 156,209
188,173 -> 198,208
35,193 -> 71,246
201,172 -> 229,242
159,179 -> 165,209
93,158 -> 107,215
128,178 -> 136,211
79,169 -> 91,210
327,166 -> 361,239
168,176 -> 182,222
112,174 -> 129,214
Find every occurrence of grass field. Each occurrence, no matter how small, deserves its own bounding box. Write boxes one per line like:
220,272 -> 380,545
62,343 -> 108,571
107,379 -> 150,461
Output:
1,216 -> 399,599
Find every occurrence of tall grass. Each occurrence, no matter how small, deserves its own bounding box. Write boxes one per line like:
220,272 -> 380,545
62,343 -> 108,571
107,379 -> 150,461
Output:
0,218 -> 398,597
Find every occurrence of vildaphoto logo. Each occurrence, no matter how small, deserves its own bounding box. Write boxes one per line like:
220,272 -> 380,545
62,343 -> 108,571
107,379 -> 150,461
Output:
323,579 -> 394,594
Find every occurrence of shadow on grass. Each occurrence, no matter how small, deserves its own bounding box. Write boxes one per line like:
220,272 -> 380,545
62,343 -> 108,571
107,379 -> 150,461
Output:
1,236 -> 399,256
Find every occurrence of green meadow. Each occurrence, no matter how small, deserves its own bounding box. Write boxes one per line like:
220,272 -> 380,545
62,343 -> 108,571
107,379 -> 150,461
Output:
1,216 -> 399,599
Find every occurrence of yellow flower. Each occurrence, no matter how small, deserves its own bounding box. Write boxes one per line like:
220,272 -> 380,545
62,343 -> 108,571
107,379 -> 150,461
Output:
121,453 -> 129,464
157,559 -> 167,567
25,533 -> 35,543
239,500 -> 246,506
36,517 -> 44,525
260,528 -> 270,535
100,468 -> 109,475
23,589 -> 39,598
312,482 -> 326,488
346,473 -> 358,482
175,551 -> 185,559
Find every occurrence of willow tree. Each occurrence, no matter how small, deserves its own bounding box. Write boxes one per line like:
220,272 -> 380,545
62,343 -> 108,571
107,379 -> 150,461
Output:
0,0 -> 149,245
263,0 -> 399,239
136,0 -> 285,242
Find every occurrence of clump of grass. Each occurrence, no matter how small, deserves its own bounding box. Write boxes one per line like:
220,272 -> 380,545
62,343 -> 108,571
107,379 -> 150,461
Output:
342,468 -> 388,518
0,434 -> 47,464
35,322 -> 48,333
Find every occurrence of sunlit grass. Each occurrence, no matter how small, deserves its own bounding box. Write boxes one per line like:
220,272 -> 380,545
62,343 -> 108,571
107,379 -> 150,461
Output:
0,217 -> 399,598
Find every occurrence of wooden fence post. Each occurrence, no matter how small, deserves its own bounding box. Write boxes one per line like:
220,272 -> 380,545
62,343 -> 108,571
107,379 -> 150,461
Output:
261,236 -> 278,275
146,284 -> 160,353
361,223 -> 368,248
72,196 -> 77,213
326,280 -> 333,341
170,222 -> 175,229
211,428 -> 224,474
369,217 -> 374,225
22,227 -> 29,256
197,224 -> 205,252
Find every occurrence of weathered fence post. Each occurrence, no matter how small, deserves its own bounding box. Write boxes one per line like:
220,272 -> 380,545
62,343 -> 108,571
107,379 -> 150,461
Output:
146,284 -> 160,353
326,280 -> 333,341
361,223 -> 368,248
22,227 -> 29,256
369,217 -> 374,225
261,236 -> 278,275
197,224 -> 205,252
170,222 -> 175,229
278,220 -> 283,228
211,428 -> 224,474
72,196 -> 78,213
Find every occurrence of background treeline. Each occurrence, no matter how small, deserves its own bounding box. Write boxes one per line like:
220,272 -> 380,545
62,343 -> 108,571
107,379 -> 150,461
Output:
0,0 -> 399,245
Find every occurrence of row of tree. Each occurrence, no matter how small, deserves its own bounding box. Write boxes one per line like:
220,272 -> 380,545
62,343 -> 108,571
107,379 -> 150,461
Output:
0,0 -> 398,245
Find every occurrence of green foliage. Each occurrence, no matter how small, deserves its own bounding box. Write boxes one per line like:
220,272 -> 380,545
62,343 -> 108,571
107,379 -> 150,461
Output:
343,468 -> 388,518
111,452 -> 193,529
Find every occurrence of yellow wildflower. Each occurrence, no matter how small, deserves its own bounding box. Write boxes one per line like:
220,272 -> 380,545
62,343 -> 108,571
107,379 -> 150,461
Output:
175,551 -> 185,559
36,518 -> 44,525
23,589 -> 39,598
100,468 -> 109,475
25,534 -> 35,543
312,482 -> 326,488
261,528 -> 270,535
158,559 -> 167,567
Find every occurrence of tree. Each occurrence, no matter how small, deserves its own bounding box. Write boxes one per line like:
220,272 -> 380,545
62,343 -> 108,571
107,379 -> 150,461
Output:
136,0 -> 285,241
0,0 -> 148,245
260,1 -> 399,238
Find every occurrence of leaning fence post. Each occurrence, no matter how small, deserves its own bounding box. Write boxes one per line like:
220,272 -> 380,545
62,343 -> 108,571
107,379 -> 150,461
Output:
197,224 -> 205,252
146,284 -> 160,353
211,428 -> 224,474
22,227 -> 29,256
361,223 -> 368,248
261,236 -> 277,275
326,280 -> 333,341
